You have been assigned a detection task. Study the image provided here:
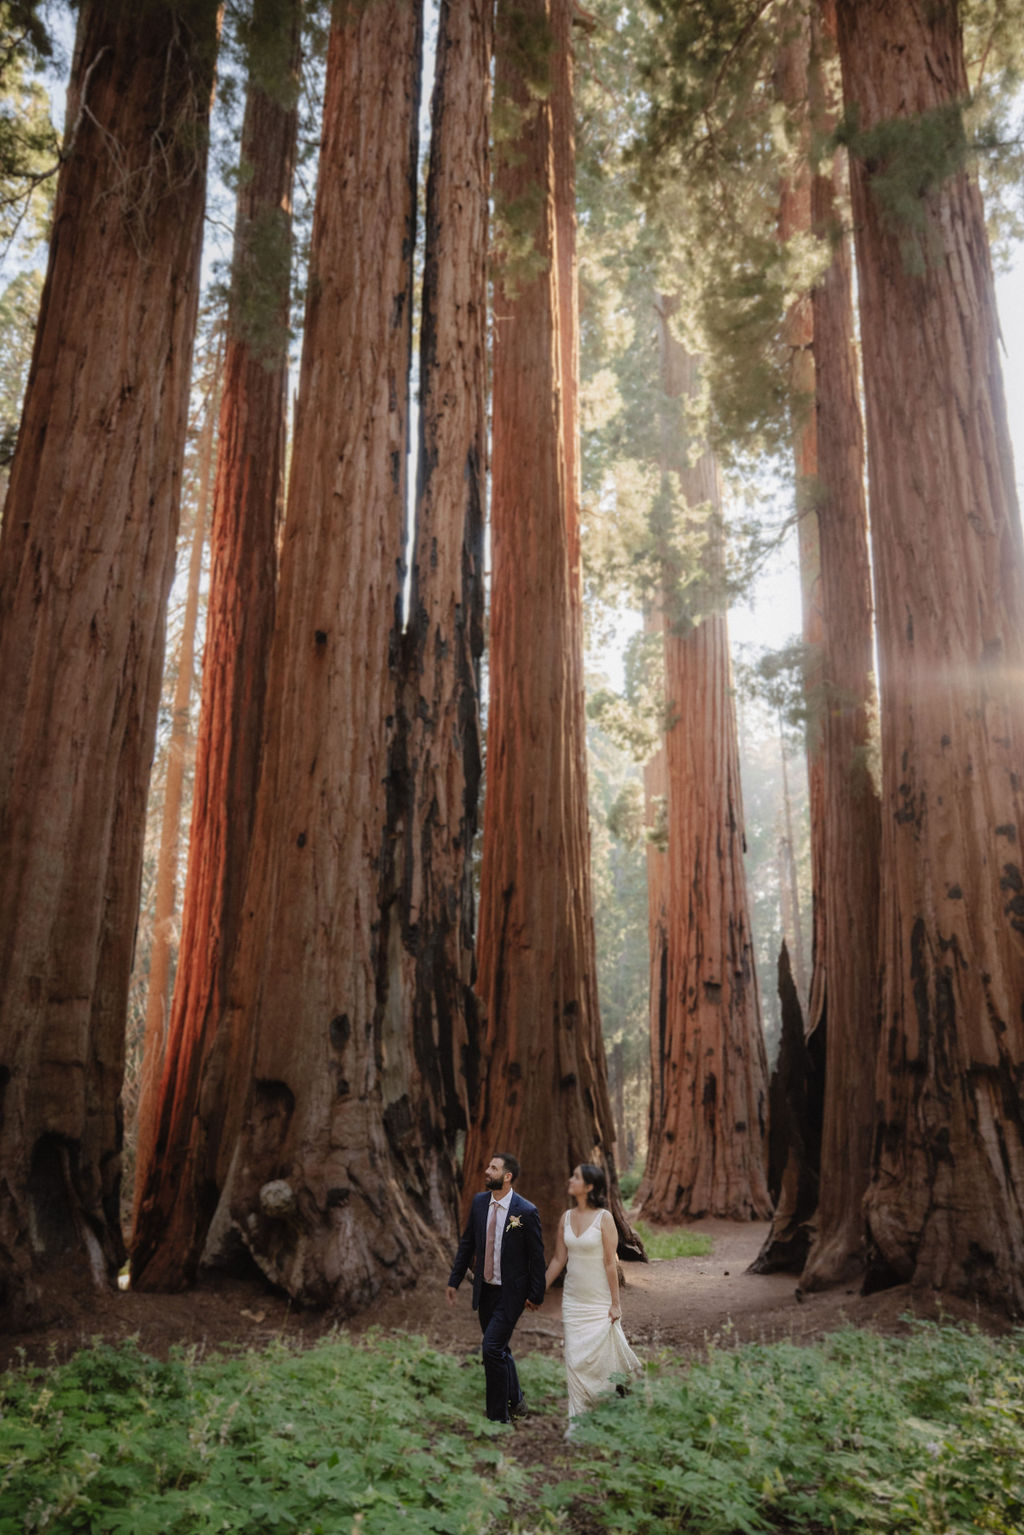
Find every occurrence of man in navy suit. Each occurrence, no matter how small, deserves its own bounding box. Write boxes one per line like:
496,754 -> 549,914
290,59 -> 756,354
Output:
446,1151 -> 547,1423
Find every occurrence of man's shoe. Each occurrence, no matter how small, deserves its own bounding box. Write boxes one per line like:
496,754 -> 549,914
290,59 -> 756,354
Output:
510,1397 -> 529,1420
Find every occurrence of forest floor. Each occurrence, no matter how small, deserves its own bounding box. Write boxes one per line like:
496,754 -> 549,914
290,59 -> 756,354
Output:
1,1218 -> 1014,1521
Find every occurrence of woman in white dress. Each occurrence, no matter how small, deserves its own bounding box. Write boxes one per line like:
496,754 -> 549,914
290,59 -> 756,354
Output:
544,1163 -> 641,1426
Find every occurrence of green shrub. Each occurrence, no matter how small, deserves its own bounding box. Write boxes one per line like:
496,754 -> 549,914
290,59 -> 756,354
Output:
544,1320 -> 1024,1534
0,1332 -> 562,1535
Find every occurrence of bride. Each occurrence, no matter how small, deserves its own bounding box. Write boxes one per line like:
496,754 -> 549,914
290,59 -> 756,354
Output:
544,1163 -> 641,1427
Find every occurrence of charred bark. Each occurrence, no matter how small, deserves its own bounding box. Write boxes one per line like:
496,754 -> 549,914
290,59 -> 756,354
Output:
750,942 -> 825,1273
0,0 -> 219,1323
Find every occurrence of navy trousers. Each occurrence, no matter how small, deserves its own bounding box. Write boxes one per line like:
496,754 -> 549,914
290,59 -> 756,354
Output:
478,1283 -> 525,1422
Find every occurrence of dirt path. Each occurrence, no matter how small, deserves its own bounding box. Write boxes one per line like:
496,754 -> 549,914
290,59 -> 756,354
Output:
2,1217 -> 1009,1377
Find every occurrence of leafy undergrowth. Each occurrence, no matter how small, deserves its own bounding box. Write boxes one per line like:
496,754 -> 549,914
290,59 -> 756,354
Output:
545,1319 -> 1024,1534
1,1320 -> 1022,1534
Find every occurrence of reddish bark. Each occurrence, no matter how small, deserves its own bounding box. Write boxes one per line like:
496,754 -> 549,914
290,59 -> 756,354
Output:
638,311 -> 771,1223
132,377 -> 218,1229
0,0 -> 218,1321
463,0 -> 631,1250
131,0 -> 300,1290
387,0 -> 492,1231
200,0 -> 436,1309
800,0 -> 881,1290
776,10 -> 826,1031
837,0 -> 1024,1311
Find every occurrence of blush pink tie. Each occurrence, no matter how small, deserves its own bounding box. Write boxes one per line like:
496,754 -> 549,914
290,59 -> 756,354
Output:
484,1200 -> 498,1282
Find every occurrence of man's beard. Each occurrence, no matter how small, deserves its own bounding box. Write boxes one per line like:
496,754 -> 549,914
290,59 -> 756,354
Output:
485,1174 -> 505,1191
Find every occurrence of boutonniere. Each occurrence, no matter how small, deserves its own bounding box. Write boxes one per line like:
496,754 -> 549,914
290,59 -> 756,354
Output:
506,1215 -> 523,1231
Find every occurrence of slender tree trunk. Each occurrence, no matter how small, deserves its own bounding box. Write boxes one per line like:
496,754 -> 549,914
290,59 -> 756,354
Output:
200,0 -> 435,1309
837,0 -> 1024,1312
463,0 -> 632,1250
800,0 -> 881,1291
387,0 -> 491,1234
777,726 -> 809,999
638,310 -> 771,1223
776,9 -> 826,1031
643,680 -> 670,1189
131,0 -> 300,1290
132,374 -> 218,1229
0,0 -> 218,1322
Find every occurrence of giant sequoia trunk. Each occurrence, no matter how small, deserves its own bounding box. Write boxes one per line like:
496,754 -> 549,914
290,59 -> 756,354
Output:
130,0 -> 300,1292
386,0 -> 491,1234
800,0 -> 881,1291
638,311 -> 771,1224
0,0 -> 218,1323
837,0 -> 1024,1312
199,0 -> 437,1309
463,0 -> 630,1248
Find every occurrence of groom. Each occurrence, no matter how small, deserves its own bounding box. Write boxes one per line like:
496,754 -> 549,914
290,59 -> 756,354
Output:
446,1152 -> 546,1423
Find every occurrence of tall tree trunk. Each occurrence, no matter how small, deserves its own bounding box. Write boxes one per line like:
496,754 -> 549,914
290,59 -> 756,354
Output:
775,9 -> 826,1031
638,309 -> 771,1223
463,0 -> 631,1249
132,373 -> 218,1230
0,0 -> 218,1323
130,0 -> 300,1293
200,0 -> 433,1309
837,0 -> 1024,1312
387,0 -> 491,1233
643,664 -> 669,1188
800,0 -> 881,1291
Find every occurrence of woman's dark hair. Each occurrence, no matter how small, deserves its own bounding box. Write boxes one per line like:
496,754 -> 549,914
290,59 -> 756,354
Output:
579,1163 -> 607,1208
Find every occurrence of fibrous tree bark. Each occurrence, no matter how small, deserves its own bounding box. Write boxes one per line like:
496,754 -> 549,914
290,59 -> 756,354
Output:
638,305 -> 771,1223
200,0 -> 438,1309
635,305 -> 773,1228
386,0 -> 491,1234
131,0 -> 301,1292
132,370 -> 218,1229
837,0 -> 1024,1312
462,0 -> 633,1250
800,0 -> 880,1291
0,0 -> 219,1322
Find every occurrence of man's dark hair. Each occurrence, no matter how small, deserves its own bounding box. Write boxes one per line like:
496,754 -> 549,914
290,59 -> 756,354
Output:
495,1152 -> 520,1181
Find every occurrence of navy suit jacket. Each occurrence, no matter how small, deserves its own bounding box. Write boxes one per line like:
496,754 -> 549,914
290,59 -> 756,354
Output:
448,1190 -> 546,1312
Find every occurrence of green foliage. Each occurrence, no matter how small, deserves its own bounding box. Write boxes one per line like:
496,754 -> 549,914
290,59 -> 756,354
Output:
0,1 -> 59,261
631,1221 -> 713,1260
0,1332 -> 563,1534
0,265 -> 41,460
557,1321 -> 1024,1534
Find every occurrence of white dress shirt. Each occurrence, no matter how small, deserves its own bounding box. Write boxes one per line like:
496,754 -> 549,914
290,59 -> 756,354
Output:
484,1188 -> 514,1285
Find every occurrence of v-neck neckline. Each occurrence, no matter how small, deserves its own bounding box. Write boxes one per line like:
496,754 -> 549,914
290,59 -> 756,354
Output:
568,1209 -> 602,1239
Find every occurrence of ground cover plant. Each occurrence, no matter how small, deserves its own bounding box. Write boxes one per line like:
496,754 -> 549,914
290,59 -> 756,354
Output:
549,1319 -> 1024,1534
631,1223 -> 714,1261
1,1319 -> 1021,1533
0,1331 -> 565,1534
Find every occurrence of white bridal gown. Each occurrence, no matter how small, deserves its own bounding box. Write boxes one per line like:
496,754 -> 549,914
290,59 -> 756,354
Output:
562,1208 -> 641,1422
